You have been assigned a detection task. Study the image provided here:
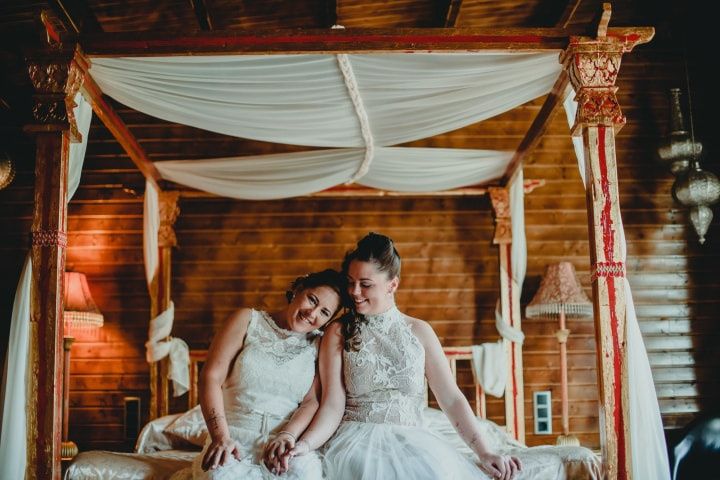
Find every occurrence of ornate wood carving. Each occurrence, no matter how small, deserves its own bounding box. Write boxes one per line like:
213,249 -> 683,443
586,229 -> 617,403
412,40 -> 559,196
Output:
24,45 -> 83,480
560,6 -> 652,478
149,190 -> 179,418
158,191 -> 180,248
26,49 -> 85,142
488,187 -> 511,245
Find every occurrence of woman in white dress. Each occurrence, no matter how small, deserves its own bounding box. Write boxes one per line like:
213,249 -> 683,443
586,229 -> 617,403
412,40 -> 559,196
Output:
266,233 -> 522,480
188,269 -> 347,480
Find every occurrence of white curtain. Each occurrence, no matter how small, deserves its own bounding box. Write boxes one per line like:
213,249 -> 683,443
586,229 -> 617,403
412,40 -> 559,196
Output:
563,90 -> 670,480
155,147 -> 512,200
0,92 -> 92,479
90,53 -> 562,148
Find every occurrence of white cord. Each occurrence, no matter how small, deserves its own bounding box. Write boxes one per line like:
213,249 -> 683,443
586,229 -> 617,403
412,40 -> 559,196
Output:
336,53 -> 375,184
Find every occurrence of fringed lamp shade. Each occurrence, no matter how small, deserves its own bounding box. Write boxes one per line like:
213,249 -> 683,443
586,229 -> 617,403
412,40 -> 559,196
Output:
64,271 -> 104,331
526,262 -> 593,319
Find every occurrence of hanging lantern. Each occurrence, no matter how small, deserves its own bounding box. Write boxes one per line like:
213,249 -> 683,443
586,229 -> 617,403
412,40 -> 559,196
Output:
0,152 -> 14,190
672,162 -> 720,244
658,89 -> 702,175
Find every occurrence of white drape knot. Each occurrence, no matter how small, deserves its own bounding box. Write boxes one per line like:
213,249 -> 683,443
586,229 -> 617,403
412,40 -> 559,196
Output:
336,54 -> 375,184
471,341 -> 507,398
145,301 -> 190,397
494,302 -> 525,345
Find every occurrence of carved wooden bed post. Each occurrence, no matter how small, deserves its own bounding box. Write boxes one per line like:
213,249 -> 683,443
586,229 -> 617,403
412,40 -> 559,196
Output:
489,186 -> 525,443
560,5 -> 653,479
149,191 -> 180,419
24,46 -> 84,479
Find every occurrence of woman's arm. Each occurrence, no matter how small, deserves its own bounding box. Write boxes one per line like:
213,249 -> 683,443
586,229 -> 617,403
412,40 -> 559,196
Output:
269,321 -> 345,474
263,375 -> 321,471
413,319 -> 521,480
198,308 -> 251,471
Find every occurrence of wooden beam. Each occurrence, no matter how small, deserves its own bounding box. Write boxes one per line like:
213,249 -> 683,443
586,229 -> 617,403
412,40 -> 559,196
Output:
502,70 -> 569,185
75,54 -> 161,188
80,27 -> 654,56
444,0 -> 464,28
189,0 -> 213,31
24,47 -> 83,480
320,0 -> 338,28
556,0 -> 583,28
488,187 -> 525,444
48,0 -> 103,33
560,14 -> 654,477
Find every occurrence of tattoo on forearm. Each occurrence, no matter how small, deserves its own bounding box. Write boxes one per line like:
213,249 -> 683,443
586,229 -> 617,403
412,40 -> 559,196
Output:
207,408 -> 226,433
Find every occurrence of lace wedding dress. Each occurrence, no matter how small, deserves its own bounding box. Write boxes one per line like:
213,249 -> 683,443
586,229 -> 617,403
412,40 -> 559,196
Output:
322,305 -> 491,480
322,305 -> 602,480
177,309 -> 324,480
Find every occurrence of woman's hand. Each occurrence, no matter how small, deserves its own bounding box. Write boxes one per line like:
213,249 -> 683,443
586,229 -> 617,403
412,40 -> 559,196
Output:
263,432 -> 296,474
201,436 -> 243,471
477,452 -> 522,480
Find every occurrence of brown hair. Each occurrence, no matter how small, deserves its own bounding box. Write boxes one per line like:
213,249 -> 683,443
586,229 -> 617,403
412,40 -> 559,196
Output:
286,269 -> 349,319
340,232 -> 401,351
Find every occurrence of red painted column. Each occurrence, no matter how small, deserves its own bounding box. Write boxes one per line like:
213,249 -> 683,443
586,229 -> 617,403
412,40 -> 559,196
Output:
489,187 -> 525,443
24,47 -> 84,480
561,26 -> 650,478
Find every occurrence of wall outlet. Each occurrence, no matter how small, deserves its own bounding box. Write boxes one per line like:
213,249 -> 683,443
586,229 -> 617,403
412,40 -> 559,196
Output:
533,391 -> 552,434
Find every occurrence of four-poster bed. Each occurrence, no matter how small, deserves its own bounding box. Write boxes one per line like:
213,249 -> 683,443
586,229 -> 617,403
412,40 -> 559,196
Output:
5,4 -> 666,480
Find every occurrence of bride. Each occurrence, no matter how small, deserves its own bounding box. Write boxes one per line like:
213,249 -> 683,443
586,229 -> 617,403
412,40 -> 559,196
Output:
265,233 -> 521,480
182,269 -> 346,480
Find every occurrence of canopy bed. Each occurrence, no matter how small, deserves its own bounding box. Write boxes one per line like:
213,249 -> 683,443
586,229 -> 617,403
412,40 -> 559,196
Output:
64,348 -> 602,479
0,4 -> 669,480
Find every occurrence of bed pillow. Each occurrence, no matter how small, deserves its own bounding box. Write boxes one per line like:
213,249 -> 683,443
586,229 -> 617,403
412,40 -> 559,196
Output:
163,405 -> 208,447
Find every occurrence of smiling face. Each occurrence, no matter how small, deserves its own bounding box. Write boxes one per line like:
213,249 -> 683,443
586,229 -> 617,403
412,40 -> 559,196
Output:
285,285 -> 341,333
346,259 -> 399,315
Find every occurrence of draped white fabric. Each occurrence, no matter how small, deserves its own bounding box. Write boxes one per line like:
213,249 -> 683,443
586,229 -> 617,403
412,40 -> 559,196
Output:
90,53 -> 562,148
0,92 -> 91,479
145,303 -> 190,397
155,147 -> 512,200
143,180 -> 159,287
563,91 -> 671,480
142,183 -> 189,397
471,341 -> 507,398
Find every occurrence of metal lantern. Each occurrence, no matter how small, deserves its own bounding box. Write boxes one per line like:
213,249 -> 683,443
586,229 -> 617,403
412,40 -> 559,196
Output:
0,153 -> 14,190
658,89 -> 702,176
672,163 -> 720,244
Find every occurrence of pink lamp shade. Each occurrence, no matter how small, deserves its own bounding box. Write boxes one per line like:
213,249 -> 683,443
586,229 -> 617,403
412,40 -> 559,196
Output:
64,271 -> 104,331
526,262 -> 593,318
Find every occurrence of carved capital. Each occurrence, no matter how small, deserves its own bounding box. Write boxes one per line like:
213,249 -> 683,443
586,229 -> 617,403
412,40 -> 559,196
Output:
488,187 -> 511,245
561,40 -> 626,133
158,191 -> 180,247
25,50 -> 84,141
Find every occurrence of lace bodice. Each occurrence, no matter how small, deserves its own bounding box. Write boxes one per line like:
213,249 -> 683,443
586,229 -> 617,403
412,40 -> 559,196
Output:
343,306 -> 426,426
223,309 -> 320,423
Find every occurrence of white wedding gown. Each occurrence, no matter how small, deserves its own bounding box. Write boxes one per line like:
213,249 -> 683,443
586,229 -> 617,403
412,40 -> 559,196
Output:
176,309 -> 324,480
322,306 -> 492,480
321,306 -> 602,480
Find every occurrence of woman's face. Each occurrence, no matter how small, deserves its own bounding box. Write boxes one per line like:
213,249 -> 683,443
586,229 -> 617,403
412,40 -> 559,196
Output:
346,260 -> 399,315
286,285 -> 341,333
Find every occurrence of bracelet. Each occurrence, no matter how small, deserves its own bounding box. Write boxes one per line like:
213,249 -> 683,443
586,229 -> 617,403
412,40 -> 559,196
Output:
277,430 -> 297,441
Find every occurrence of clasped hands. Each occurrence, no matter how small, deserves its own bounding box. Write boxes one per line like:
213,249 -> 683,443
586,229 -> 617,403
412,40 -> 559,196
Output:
263,431 -> 309,475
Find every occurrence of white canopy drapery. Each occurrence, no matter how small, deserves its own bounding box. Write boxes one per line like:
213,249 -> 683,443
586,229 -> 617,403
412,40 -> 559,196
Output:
0,92 -> 92,478
91,53 -> 561,148
94,51 -> 556,379
563,89 -> 671,480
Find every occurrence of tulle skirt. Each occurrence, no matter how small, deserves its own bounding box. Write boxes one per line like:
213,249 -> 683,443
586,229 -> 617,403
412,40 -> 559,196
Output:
322,420 -> 491,480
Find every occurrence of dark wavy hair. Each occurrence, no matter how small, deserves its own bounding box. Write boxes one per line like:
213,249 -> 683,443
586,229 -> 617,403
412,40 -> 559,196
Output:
340,232 -> 401,351
285,269 -> 349,321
